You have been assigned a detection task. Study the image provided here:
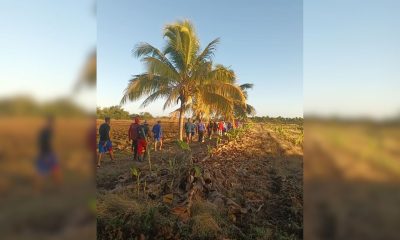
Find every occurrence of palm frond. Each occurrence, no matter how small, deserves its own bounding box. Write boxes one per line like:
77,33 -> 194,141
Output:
142,56 -> 180,82
196,38 -> 219,63
240,83 -> 254,90
120,74 -> 169,104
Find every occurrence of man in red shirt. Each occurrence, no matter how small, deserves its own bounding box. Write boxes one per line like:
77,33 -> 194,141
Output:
218,120 -> 224,136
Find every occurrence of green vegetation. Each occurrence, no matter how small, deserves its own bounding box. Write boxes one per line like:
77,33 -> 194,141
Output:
96,106 -> 130,120
0,96 -> 86,116
251,116 -> 303,124
121,20 -> 253,140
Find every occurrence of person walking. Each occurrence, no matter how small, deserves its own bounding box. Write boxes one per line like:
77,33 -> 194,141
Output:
35,116 -> 62,191
152,120 -> 163,151
143,119 -> 150,142
136,122 -> 148,162
98,117 -> 115,167
197,119 -> 206,143
190,120 -> 197,142
218,120 -> 224,136
213,121 -> 218,135
207,120 -> 213,139
128,117 -> 140,161
222,120 -> 227,135
185,118 -> 192,144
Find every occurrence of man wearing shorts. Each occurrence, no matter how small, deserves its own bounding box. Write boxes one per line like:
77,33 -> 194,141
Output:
152,120 -> 163,151
197,119 -> 206,143
97,117 -> 115,167
190,120 -> 196,142
185,118 -> 192,143
35,116 -> 62,190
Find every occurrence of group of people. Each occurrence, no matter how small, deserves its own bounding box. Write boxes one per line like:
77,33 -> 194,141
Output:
184,118 -> 237,143
97,117 -> 163,167
128,117 -> 163,162
97,116 -> 241,167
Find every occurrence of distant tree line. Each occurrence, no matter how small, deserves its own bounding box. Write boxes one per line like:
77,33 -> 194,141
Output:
0,96 -> 86,117
250,116 -> 303,124
96,105 -> 154,120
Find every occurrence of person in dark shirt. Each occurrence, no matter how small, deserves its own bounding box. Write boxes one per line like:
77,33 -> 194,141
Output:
213,121 -> 218,134
128,117 -> 140,161
35,116 -> 61,189
143,120 -> 150,141
97,117 -> 115,167
197,119 -> 206,143
137,121 -> 148,162
207,120 -> 213,140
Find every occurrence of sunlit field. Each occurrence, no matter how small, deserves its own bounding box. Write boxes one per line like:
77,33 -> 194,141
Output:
0,117 -> 96,240
96,118 -> 303,239
304,119 -> 400,240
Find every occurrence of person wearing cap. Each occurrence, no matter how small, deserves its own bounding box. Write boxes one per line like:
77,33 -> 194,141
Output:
128,117 -> 140,161
97,117 -> 115,167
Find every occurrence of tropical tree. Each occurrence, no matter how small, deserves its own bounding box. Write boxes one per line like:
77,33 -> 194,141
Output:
97,105 -> 130,119
121,20 -> 247,140
234,83 -> 256,119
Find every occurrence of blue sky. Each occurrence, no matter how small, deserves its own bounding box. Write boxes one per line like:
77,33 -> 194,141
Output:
97,0 -> 303,117
0,0 -> 96,109
304,0 -> 400,119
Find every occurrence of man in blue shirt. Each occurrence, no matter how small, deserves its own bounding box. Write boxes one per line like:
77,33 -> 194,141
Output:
197,119 -> 206,143
152,120 -> 163,151
190,120 -> 197,143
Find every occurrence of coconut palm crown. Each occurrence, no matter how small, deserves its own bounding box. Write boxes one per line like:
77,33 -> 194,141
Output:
121,20 -> 250,140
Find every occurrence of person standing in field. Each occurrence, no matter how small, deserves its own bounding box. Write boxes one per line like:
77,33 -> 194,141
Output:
97,117 -> 115,167
136,121 -> 148,162
128,117 -> 140,161
35,116 -> 62,191
190,120 -> 197,142
185,118 -> 193,143
143,119 -> 150,142
152,120 -> 163,151
197,119 -> 206,143
222,121 -> 227,135
207,120 -> 213,139
227,121 -> 232,131
213,121 -> 218,135
218,120 -> 224,136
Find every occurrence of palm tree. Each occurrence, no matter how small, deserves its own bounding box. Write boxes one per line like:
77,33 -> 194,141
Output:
234,83 -> 256,119
74,51 -> 96,90
121,20 -> 246,140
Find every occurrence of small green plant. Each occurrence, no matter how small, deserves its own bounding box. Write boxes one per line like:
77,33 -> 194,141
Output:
143,180 -> 147,199
193,165 -> 202,178
216,136 -> 221,146
176,140 -> 190,151
168,158 -> 176,173
168,158 -> 176,191
207,145 -> 213,156
146,147 -> 152,172
130,167 -> 141,197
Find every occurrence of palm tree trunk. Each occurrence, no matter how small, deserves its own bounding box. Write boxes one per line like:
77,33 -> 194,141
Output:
178,101 -> 184,141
